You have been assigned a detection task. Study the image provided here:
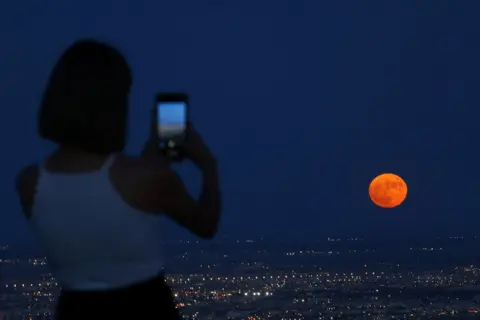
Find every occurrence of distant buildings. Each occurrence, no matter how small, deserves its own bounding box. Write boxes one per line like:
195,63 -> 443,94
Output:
1,237 -> 480,319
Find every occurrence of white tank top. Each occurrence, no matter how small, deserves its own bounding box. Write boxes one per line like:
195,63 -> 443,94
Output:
28,155 -> 165,291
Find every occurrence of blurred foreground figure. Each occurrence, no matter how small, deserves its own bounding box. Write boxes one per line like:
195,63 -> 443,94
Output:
15,39 -> 221,320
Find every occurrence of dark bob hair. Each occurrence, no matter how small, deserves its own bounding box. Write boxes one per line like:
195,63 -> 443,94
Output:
38,39 -> 132,154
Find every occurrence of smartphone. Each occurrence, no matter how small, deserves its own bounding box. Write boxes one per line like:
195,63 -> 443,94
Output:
156,93 -> 188,161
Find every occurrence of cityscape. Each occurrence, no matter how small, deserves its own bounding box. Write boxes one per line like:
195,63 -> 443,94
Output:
1,237 -> 480,319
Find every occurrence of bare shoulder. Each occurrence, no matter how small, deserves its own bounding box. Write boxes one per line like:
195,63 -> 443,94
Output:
110,154 -> 176,214
15,164 -> 40,219
112,154 -> 172,178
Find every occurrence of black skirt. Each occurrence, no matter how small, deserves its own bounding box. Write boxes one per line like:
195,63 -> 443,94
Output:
55,273 -> 181,320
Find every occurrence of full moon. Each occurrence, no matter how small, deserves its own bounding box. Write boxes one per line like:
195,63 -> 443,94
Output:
369,173 -> 407,208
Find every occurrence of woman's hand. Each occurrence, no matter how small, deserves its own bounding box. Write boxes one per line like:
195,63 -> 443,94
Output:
183,124 -> 216,170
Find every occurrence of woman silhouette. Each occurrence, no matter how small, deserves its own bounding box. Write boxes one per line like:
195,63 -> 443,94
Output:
15,39 -> 221,319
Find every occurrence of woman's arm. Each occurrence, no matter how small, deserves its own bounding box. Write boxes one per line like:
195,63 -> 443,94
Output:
121,115 -> 222,239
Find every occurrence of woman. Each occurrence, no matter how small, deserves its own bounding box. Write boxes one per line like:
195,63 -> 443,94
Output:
15,39 -> 221,319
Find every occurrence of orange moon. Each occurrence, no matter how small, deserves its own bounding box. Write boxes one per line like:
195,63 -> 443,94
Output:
369,173 -> 407,208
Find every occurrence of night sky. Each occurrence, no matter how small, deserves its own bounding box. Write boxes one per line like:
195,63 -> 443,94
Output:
1,1 -> 480,244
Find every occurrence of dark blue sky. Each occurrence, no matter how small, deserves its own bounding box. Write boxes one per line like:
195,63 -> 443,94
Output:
1,1 -> 480,244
